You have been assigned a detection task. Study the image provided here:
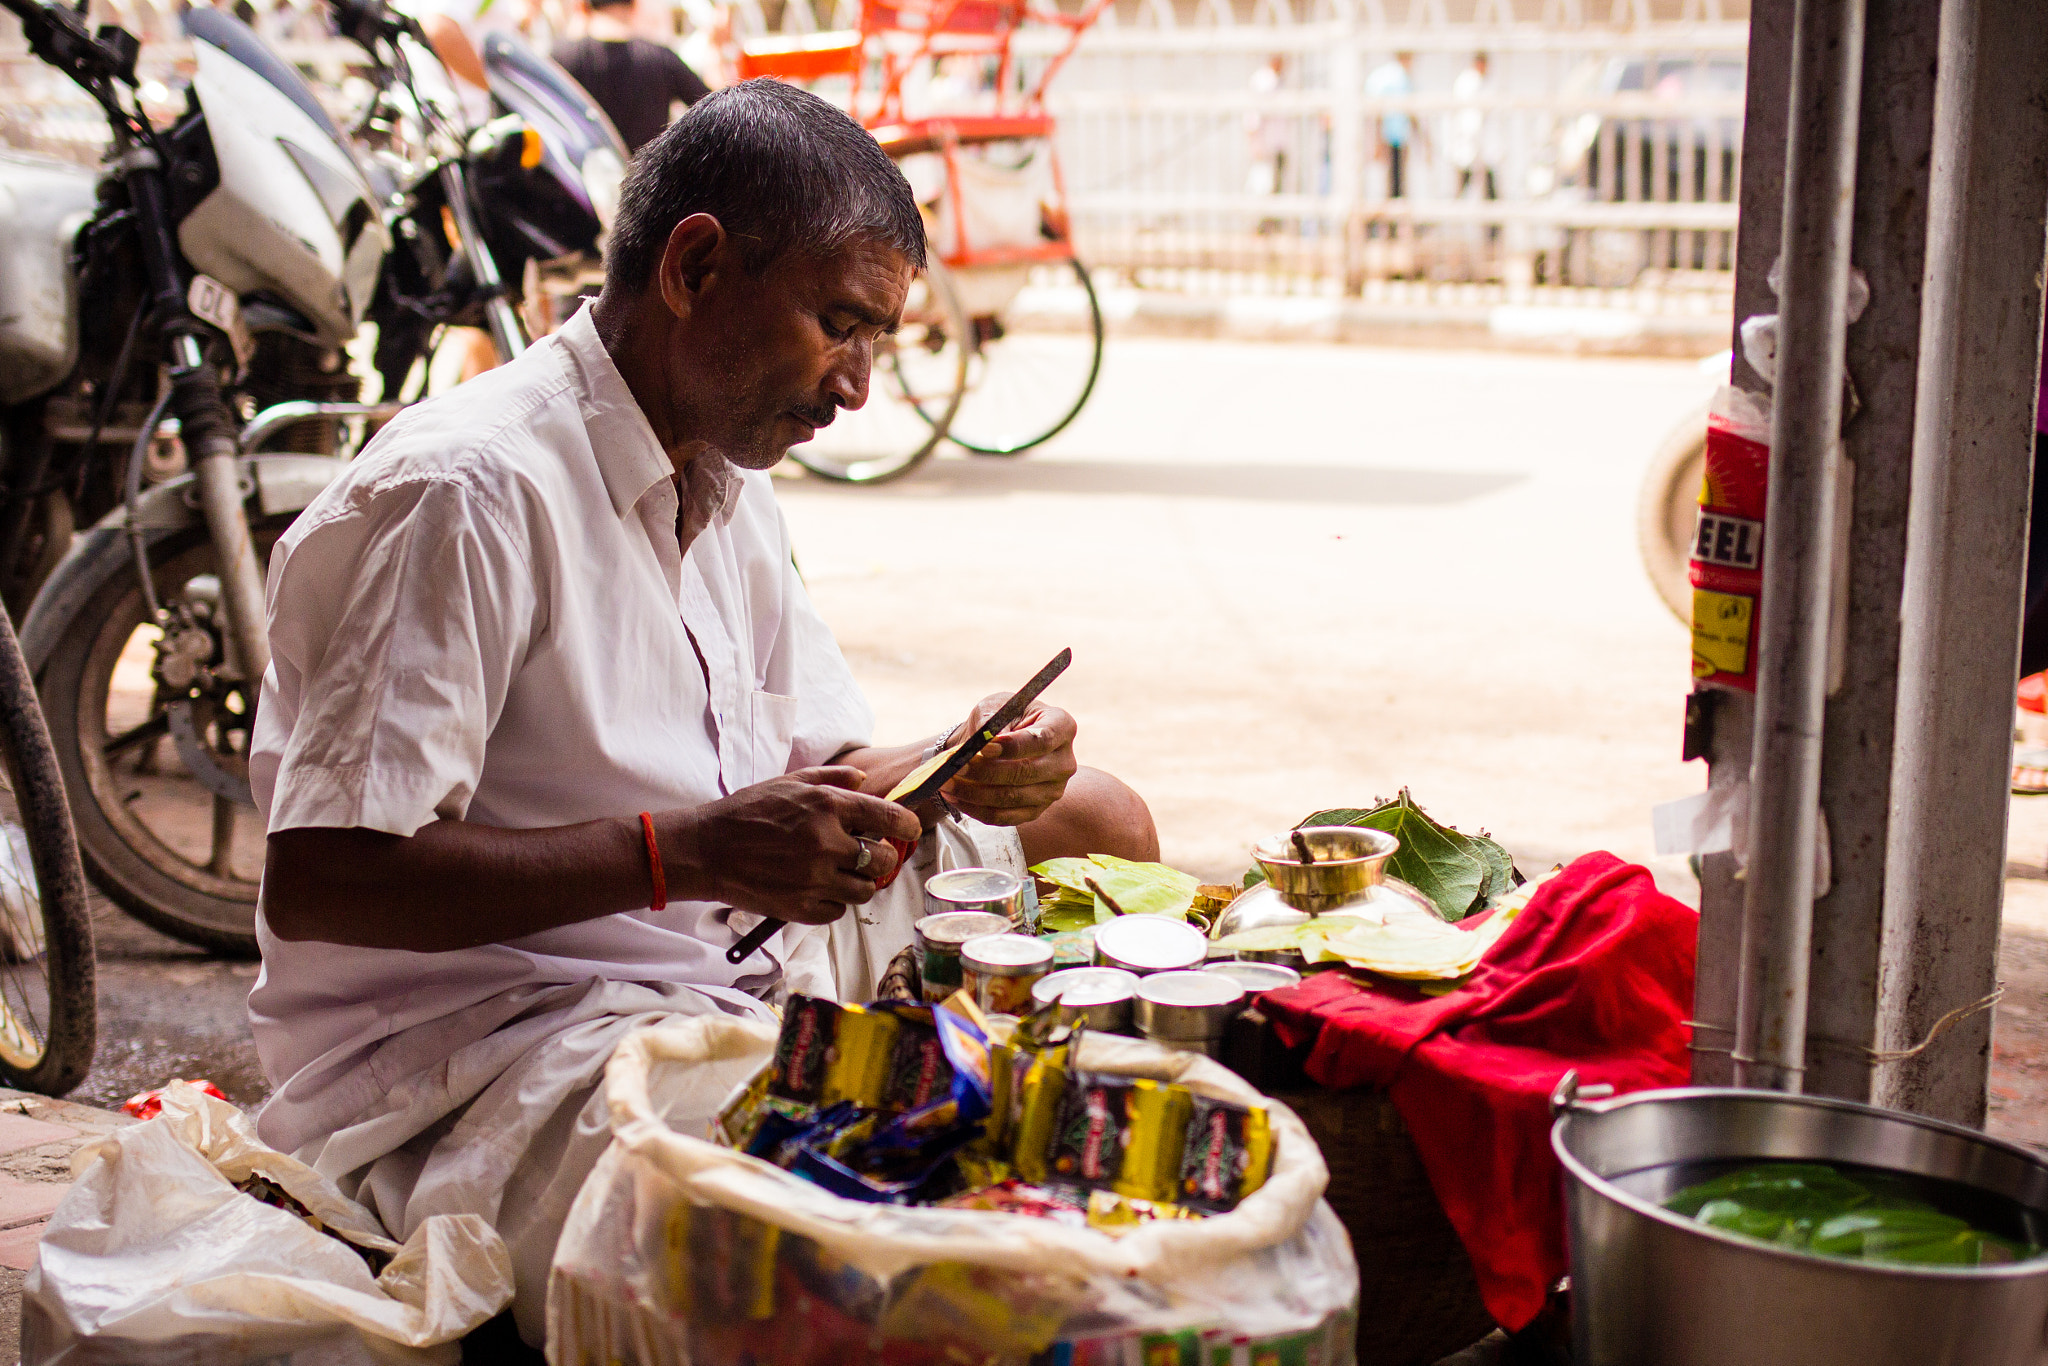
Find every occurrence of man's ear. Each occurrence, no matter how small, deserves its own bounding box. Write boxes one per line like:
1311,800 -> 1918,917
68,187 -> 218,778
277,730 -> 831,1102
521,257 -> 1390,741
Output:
656,213 -> 727,321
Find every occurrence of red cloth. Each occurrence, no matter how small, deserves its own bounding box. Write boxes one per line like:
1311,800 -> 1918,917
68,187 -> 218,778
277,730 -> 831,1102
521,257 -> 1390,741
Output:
1257,852 -> 1696,1332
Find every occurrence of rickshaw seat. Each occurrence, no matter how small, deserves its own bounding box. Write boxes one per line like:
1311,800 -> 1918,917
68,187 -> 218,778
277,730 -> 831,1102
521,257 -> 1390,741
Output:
861,0 -> 1021,35
734,31 -> 863,82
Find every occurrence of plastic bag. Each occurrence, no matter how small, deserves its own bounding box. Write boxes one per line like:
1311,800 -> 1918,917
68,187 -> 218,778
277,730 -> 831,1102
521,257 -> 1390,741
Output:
548,1017 -> 1359,1366
22,1082 -> 513,1365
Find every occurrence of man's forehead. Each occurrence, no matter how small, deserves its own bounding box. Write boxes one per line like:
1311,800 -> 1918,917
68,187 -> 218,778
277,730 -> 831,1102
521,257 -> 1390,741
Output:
788,241 -> 916,319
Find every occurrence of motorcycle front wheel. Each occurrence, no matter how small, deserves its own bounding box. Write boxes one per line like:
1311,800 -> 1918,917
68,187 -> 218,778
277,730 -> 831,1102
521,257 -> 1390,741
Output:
0,606 -> 95,1094
38,518 -> 295,956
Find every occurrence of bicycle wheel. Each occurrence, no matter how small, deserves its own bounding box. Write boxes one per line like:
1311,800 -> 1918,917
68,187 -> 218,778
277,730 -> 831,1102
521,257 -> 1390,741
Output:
39,518 -> 297,956
1636,400 -> 1709,625
918,257 -> 1105,457
0,603 -> 95,1095
787,263 -> 970,485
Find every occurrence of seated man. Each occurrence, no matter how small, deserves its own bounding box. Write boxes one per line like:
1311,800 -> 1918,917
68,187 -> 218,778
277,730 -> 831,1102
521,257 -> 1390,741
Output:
249,79 -> 1154,1347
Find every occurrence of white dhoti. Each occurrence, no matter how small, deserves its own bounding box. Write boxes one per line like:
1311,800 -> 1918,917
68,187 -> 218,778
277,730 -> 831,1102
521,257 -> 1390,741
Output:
267,818 -> 1024,1346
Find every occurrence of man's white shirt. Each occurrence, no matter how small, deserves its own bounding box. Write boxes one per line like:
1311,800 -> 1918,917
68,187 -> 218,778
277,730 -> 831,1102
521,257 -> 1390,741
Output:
247,305 -> 869,1152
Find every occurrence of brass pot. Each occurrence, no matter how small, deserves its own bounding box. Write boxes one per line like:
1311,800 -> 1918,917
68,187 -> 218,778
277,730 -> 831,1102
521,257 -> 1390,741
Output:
1253,825 -> 1399,913
1211,826 -> 1438,967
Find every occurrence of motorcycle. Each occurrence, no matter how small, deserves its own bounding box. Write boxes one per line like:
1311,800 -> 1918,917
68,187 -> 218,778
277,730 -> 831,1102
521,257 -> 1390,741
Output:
1,0 -> 625,953
332,0 -> 626,393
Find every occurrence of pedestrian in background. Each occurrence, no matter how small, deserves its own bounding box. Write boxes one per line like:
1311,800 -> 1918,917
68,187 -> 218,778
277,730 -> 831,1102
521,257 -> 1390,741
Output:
1364,49 -> 1417,200
1245,54 -> 1288,233
552,0 -> 711,153
1448,51 -> 1497,201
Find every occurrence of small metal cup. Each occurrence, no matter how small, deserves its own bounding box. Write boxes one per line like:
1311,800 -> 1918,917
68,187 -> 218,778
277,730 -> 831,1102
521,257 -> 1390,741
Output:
1134,969 -> 1246,1054
1204,960 -> 1302,993
914,911 -> 1014,1002
1251,826 -> 1399,914
1031,966 -> 1141,1032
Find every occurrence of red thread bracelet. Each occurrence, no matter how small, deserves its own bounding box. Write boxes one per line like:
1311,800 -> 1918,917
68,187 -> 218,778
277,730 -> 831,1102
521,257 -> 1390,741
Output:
640,812 -> 667,911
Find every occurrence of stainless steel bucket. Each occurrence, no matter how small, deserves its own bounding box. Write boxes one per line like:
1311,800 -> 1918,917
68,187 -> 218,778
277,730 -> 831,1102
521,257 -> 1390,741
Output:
1552,1075 -> 2048,1365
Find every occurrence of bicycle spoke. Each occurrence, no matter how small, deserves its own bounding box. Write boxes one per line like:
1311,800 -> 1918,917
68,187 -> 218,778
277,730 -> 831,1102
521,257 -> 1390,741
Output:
102,711 -> 170,760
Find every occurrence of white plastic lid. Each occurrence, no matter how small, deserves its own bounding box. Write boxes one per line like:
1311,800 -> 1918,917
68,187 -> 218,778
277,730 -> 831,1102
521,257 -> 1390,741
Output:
1136,970 -> 1245,1008
1094,915 -> 1207,972
927,867 -> 1024,902
1032,966 -> 1141,1009
961,932 -> 1054,974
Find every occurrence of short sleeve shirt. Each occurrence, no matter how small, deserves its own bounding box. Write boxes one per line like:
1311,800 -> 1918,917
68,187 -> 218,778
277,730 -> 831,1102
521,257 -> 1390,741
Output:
246,306 -> 873,1092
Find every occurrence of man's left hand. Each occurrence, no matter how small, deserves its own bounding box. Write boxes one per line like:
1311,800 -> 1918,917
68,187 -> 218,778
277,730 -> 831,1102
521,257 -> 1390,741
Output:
936,697 -> 1079,827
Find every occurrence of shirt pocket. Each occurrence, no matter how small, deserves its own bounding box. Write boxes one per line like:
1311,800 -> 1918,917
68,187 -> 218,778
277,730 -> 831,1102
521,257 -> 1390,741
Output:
747,689 -> 801,786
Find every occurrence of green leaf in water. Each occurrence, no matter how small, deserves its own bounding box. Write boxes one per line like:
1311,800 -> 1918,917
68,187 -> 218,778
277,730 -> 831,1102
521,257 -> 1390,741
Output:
1665,1162 -> 2039,1267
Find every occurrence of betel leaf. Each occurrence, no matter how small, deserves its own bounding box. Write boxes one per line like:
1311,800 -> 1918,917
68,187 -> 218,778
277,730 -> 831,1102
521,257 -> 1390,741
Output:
1242,791 -> 1517,921
1029,855 -> 1198,925
1036,899 -> 1099,934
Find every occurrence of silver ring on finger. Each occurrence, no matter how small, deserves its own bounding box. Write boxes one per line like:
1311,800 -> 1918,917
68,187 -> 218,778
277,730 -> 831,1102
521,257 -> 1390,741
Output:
853,838 -> 873,874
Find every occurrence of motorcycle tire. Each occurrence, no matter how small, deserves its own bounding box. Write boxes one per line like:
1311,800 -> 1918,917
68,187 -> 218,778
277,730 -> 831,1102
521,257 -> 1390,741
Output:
0,603 -> 96,1095
38,516 -> 297,957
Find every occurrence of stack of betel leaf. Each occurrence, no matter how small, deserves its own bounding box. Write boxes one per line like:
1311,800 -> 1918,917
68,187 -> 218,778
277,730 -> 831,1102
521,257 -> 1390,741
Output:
717,992 -> 1273,1229
1033,854 -> 1199,932
1215,870 -> 1554,983
1664,1162 -> 2043,1267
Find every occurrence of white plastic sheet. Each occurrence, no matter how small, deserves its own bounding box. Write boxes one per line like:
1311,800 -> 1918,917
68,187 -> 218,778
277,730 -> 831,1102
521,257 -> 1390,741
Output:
548,1016 -> 1360,1365
21,1082 -> 513,1365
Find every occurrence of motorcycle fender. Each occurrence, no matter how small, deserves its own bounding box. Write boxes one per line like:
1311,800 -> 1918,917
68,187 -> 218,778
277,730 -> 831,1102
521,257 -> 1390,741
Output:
19,454 -> 342,676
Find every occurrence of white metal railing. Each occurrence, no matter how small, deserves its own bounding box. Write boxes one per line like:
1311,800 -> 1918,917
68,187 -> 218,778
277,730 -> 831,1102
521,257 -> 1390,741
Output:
1027,5 -> 1747,297
2,0 -> 1748,306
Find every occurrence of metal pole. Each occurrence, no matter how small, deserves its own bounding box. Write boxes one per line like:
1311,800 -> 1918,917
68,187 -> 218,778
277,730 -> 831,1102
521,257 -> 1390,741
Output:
1875,0 -> 2048,1127
1733,0 -> 1866,1093
1692,0 -> 1792,1089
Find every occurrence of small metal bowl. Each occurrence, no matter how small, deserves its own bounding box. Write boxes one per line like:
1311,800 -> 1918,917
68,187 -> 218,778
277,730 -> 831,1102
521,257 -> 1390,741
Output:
1252,825 -> 1400,914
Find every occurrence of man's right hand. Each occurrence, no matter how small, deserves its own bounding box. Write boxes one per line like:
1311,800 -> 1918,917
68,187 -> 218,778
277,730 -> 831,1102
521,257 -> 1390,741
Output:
662,766 -> 922,925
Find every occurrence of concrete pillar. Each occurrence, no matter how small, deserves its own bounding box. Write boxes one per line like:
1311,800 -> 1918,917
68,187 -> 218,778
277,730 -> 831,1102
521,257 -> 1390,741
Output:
1874,0 -> 2048,1127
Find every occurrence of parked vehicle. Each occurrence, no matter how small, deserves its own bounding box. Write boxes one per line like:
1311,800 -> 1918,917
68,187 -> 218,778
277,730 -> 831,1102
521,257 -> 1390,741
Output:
336,0 -> 626,394
1549,54 -> 1744,286
3,0 -> 623,955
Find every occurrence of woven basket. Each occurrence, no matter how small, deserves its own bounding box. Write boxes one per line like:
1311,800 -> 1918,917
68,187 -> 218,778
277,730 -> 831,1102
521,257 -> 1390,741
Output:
1271,1083 -> 1496,1365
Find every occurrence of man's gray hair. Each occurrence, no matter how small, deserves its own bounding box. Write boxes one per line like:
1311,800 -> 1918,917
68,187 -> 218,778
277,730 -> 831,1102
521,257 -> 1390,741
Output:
604,79 -> 928,288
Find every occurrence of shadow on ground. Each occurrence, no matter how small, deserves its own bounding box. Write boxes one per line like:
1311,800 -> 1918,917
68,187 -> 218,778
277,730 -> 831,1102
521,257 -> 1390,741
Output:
784,457 -> 1527,506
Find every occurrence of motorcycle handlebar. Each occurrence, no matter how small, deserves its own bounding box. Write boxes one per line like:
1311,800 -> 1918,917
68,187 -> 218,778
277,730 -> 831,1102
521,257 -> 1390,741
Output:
329,0 -> 425,52
0,0 -> 136,90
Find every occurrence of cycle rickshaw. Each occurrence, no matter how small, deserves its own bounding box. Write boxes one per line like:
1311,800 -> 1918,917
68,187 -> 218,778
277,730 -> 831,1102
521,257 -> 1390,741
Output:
733,0 -> 1110,482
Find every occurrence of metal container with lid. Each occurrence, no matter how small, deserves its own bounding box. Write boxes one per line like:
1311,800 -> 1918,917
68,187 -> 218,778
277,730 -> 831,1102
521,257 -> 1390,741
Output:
924,867 -> 1027,925
960,932 -> 1054,1015
1553,1073 -> 2048,1365
1031,966 -> 1142,1032
1204,960 -> 1302,994
1133,970 -> 1246,1056
914,911 -> 1014,1002
1093,915 -> 1208,976
1213,825 -> 1439,970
